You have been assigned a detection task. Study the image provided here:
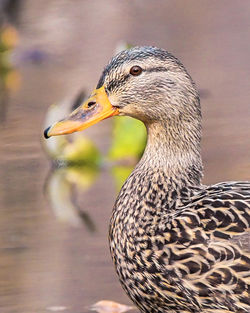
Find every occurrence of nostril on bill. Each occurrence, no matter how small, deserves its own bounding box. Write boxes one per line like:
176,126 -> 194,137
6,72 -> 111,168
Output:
87,101 -> 96,108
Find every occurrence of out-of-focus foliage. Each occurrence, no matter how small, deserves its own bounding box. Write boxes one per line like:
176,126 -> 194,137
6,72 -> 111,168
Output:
64,164 -> 98,190
0,24 -> 20,91
63,136 -> 100,166
44,130 -> 101,167
109,116 -> 146,161
43,43 -> 147,228
43,94 -> 147,227
43,97 -> 146,186
0,23 -> 20,122
111,166 -> 134,191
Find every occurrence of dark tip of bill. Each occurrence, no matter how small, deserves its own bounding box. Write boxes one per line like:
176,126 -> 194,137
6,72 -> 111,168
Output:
44,126 -> 51,139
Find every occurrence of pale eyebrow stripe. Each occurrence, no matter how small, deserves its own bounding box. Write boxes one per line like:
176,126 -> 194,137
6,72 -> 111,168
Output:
145,67 -> 168,73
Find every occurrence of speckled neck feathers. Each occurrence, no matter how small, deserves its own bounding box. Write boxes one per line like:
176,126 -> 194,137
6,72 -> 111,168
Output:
106,47 -> 250,313
138,116 -> 203,187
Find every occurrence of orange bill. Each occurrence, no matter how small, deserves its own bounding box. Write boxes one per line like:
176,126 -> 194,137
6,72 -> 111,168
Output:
44,86 -> 119,138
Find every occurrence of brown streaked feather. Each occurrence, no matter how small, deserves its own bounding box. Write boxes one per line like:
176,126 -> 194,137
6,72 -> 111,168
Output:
110,178 -> 250,313
100,47 -> 250,313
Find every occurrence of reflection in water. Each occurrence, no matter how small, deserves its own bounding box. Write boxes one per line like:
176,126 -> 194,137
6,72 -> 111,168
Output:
46,306 -> 67,312
45,166 -> 97,230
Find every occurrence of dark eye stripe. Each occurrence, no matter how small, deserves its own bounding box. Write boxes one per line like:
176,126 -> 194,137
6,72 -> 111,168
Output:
103,67 -> 168,92
106,74 -> 130,92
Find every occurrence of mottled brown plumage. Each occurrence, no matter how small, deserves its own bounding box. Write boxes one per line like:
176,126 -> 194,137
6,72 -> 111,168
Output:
102,47 -> 250,313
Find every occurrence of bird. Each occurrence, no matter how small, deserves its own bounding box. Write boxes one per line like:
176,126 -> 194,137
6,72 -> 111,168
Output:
44,46 -> 250,313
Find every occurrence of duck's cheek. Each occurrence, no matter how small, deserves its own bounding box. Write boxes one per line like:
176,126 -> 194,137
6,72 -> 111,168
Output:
107,94 -> 135,116
107,94 -> 121,109
118,104 -> 149,122
118,104 -> 138,117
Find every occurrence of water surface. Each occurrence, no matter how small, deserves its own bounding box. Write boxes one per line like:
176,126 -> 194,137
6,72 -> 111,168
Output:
0,1 -> 250,312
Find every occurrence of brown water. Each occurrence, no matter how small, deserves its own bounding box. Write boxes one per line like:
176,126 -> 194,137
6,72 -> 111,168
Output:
0,1 -> 250,312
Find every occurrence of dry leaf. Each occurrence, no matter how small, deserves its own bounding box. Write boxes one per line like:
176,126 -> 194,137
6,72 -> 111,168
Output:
90,300 -> 134,313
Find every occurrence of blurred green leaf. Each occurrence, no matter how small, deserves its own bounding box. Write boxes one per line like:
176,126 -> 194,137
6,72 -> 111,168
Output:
109,116 -> 146,161
1,25 -> 20,92
111,166 -> 133,191
66,165 -> 98,190
63,136 -> 101,166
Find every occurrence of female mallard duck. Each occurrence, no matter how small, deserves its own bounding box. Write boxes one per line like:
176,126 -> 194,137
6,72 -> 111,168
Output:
44,46 -> 250,313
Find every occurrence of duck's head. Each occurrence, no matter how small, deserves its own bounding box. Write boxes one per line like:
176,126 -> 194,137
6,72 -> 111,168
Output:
44,46 -> 200,138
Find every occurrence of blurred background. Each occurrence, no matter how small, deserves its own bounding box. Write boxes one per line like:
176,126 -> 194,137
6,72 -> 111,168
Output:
0,1 -> 250,312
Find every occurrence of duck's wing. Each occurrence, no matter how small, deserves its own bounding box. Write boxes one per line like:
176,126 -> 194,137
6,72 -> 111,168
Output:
161,181 -> 250,312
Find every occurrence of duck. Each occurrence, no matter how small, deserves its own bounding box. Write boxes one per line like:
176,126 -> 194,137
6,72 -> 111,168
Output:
44,46 -> 250,313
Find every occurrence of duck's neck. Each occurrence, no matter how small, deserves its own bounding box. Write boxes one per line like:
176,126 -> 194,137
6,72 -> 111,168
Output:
111,118 -> 203,228
136,118 -> 203,187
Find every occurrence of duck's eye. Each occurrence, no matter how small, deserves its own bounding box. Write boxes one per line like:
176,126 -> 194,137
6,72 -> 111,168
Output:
130,65 -> 142,76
